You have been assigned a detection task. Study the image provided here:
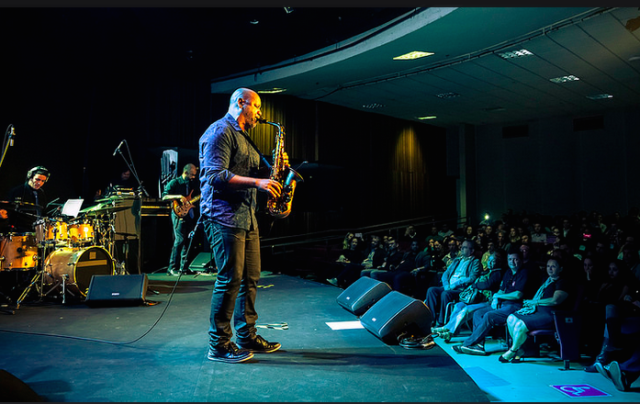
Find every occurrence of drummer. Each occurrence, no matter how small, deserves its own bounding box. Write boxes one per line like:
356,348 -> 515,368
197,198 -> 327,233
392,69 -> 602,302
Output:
1,166 -> 50,233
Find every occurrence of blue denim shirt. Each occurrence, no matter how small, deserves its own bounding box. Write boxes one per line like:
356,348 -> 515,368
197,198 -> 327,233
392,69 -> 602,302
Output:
198,113 -> 259,230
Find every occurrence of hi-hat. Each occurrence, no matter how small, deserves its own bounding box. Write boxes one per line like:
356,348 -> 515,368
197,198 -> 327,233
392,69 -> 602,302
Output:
0,200 -> 43,212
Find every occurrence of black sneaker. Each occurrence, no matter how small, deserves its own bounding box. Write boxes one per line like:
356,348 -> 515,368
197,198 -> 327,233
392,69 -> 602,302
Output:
207,342 -> 254,363
461,343 -> 489,356
236,335 -> 281,353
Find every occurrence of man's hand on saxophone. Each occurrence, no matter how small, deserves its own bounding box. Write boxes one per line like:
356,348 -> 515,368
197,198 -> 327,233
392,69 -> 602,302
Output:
256,178 -> 283,199
226,175 -> 282,199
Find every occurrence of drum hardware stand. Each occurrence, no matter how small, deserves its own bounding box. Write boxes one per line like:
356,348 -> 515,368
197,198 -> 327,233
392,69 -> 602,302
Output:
62,274 -> 68,304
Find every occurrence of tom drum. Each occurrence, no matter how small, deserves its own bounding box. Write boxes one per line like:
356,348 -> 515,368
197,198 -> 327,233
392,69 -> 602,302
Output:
34,218 -> 68,245
68,222 -> 95,245
0,233 -> 38,271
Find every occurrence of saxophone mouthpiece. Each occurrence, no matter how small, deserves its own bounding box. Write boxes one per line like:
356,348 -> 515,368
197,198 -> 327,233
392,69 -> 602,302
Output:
257,118 -> 268,124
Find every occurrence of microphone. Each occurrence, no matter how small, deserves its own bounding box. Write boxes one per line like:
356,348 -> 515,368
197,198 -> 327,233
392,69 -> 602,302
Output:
113,140 -> 125,156
9,126 -> 15,146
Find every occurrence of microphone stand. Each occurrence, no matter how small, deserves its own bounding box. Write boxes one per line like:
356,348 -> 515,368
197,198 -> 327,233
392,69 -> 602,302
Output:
114,140 -> 149,198
113,139 -> 145,276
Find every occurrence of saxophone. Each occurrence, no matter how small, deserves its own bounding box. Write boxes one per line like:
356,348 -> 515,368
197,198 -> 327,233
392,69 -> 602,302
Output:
258,119 -> 303,219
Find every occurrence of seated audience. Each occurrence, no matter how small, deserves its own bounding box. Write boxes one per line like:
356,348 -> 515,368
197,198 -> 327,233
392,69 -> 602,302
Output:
452,247 -> 535,356
432,249 -> 506,342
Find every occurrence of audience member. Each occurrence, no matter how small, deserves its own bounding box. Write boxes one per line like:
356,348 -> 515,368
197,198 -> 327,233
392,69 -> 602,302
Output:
342,232 -> 355,249
442,236 -> 460,270
371,240 -> 420,295
500,257 -> 572,362
584,259 -> 635,372
438,223 -> 454,239
425,240 -> 482,327
327,234 -> 385,288
481,241 -> 496,270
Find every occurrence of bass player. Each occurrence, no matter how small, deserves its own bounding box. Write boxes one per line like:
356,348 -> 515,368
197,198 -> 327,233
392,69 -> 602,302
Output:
162,163 -> 199,276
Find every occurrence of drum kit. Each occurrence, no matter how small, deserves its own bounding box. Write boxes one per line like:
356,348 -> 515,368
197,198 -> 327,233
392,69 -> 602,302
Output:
0,199 -> 132,310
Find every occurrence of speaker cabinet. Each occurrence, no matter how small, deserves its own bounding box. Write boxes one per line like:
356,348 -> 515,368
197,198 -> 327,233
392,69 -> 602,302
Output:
85,274 -> 148,307
336,277 -> 392,316
0,369 -> 43,402
360,291 -> 433,345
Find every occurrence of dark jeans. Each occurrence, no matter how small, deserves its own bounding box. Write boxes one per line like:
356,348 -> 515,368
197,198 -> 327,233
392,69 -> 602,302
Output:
425,286 -> 462,326
205,220 -> 261,347
463,302 -> 521,347
168,214 -> 195,272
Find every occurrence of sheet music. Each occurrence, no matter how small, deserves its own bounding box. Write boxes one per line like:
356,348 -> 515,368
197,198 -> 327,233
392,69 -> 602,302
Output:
61,199 -> 84,218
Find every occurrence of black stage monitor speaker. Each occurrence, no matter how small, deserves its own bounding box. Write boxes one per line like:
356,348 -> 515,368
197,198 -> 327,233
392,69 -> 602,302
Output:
360,291 -> 433,345
0,369 -> 44,402
336,277 -> 392,316
85,274 -> 148,307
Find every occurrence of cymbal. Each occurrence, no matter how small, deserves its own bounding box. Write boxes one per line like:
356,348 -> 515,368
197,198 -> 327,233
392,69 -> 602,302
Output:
0,200 -> 43,211
80,205 -> 130,215
0,200 -> 18,210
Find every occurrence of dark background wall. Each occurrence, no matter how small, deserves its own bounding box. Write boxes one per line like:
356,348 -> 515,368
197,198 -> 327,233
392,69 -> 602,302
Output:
1,32 -> 454,238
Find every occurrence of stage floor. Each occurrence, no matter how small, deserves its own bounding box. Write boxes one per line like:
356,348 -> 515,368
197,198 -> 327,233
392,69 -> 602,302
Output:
0,271 -> 489,402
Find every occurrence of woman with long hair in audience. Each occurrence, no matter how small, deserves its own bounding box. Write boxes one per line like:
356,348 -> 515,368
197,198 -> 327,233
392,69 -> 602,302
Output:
499,257 -> 572,362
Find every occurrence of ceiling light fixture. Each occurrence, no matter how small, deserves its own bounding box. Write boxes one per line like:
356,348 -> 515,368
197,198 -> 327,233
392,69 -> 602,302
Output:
393,51 -> 434,61
416,116 -> 437,120
484,107 -> 506,112
257,88 -> 287,94
586,94 -> 613,100
497,49 -> 534,59
362,103 -> 384,109
436,92 -> 460,99
549,75 -> 580,83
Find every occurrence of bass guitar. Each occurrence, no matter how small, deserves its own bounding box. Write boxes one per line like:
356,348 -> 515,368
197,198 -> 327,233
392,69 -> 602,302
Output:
172,190 -> 201,218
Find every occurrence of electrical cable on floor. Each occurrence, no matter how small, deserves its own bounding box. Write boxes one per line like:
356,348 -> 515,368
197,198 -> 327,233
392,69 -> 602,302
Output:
0,268 -> 185,346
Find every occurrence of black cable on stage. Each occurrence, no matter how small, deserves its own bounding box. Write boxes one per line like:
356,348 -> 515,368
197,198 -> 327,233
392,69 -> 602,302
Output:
0,270 -> 185,347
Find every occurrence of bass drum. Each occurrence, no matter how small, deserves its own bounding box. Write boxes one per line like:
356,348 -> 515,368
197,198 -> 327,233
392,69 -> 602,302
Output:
44,246 -> 114,297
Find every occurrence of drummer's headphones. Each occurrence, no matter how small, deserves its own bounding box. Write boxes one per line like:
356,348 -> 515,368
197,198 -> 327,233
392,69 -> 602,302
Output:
27,166 -> 50,182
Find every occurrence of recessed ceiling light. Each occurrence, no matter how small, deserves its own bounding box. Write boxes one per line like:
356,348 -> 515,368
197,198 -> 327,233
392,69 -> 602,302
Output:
436,92 -> 460,99
393,51 -> 434,61
497,49 -> 534,59
416,116 -> 437,120
257,88 -> 287,94
550,75 -> 580,83
586,94 -> 613,100
362,103 -> 384,109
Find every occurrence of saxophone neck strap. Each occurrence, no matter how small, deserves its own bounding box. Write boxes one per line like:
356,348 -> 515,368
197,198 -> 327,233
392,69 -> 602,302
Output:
240,131 -> 273,170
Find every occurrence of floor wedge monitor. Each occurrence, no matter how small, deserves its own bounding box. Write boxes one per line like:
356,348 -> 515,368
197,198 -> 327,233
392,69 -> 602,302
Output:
85,274 -> 148,307
336,277 -> 392,316
360,291 -> 433,344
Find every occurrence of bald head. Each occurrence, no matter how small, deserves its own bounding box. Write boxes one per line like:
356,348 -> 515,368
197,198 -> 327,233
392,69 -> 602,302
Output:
228,87 -> 262,131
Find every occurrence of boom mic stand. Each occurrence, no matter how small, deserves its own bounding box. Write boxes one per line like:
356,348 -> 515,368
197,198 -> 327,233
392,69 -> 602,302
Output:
113,139 -> 149,198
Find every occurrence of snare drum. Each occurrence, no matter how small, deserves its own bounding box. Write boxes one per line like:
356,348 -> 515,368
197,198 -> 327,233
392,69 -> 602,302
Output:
34,218 -> 68,245
44,246 -> 114,297
68,222 -> 95,245
0,233 -> 39,271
